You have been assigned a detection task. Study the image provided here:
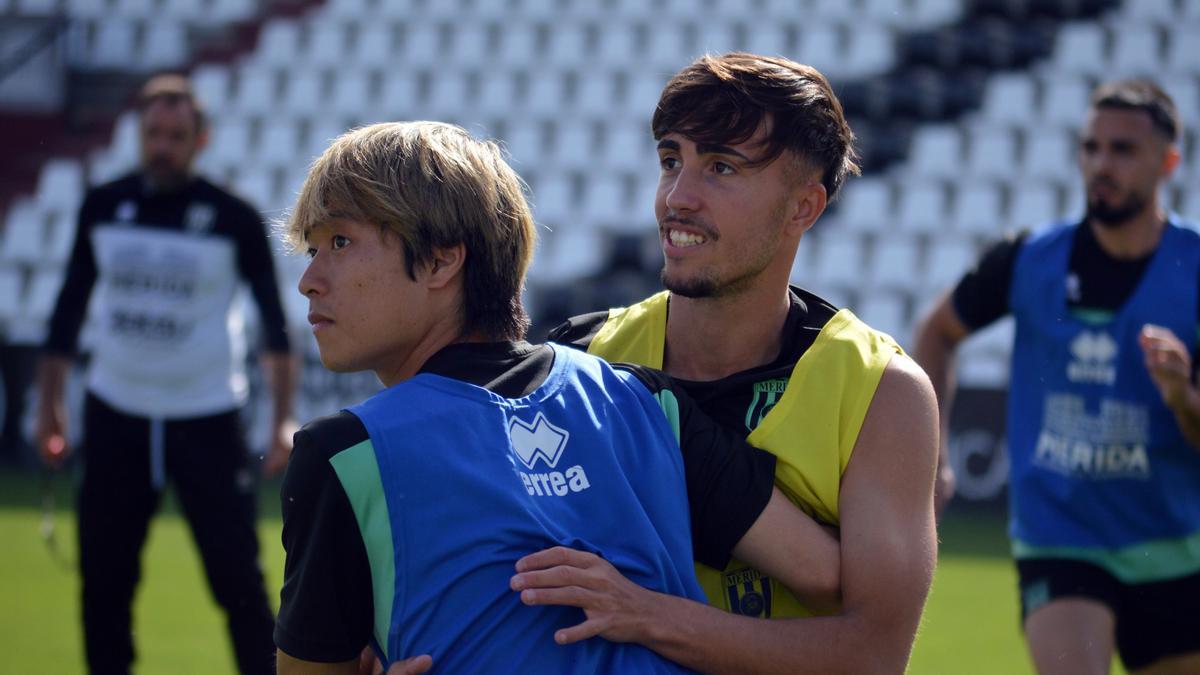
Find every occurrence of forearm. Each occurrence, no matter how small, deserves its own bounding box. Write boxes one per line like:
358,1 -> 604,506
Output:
637,593 -> 895,675
37,356 -> 71,409
275,650 -> 357,675
1168,385 -> 1200,449
262,351 -> 297,428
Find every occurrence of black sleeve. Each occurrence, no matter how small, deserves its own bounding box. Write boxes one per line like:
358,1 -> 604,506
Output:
275,412 -> 374,662
950,230 -> 1029,331
615,363 -> 777,570
233,203 -> 291,353
546,310 -> 609,350
44,192 -> 100,355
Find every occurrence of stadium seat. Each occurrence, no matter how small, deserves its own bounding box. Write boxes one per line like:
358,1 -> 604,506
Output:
868,235 -> 921,292
15,0 -> 59,16
844,24 -> 895,77
503,120 -> 546,170
1007,184 -> 1060,228
745,24 -> 789,57
256,120 -> 301,169
447,22 -> 489,68
602,124 -> 650,173
495,21 -> 539,67
141,21 -> 186,69
1121,0 -> 1178,21
233,66 -> 277,116
896,183 -> 947,233
952,182 -> 1003,235
1040,74 -> 1092,128
695,24 -> 738,55
425,70 -> 470,118
923,236 -> 976,292
1161,75 -> 1199,128
1023,127 -> 1076,181
545,22 -> 588,68
191,65 -> 231,111
66,0 -> 106,18
378,72 -> 419,119
306,23 -> 349,68
811,232 -> 866,288
281,71 -> 324,116
551,121 -> 595,170
204,119 -> 253,174
573,70 -> 619,113
401,20 -> 444,69
529,173 -> 573,229
1109,23 -> 1162,76
88,18 -> 138,70
795,24 -> 841,76
834,178 -> 892,232
1166,22 -> 1200,73
582,175 -> 628,229
966,126 -> 1018,179
36,159 -> 84,215
1,200 -> 46,264
207,0 -> 255,23
234,167 -> 278,214
855,293 -> 909,344
980,74 -> 1037,125
328,72 -> 373,118
1050,22 -> 1107,77
526,70 -> 569,116
255,19 -> 300,67
910,125 -> 962,179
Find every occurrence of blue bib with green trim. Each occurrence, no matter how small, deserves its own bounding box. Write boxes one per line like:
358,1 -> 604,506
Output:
1008,220 -> 1200,579
349,343 -> 702,673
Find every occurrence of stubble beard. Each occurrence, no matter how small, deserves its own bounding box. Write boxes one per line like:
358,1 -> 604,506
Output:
1085,183 -> 1151,229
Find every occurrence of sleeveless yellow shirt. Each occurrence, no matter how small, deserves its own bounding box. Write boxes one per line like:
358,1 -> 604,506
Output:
587,290 -> 901,618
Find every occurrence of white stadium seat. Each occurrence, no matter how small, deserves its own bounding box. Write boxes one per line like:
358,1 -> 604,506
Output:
868,235 -> 921,291
812,233 -> 866,288
911,125 -> 962,179
952,182 -> 1003,235
1052,23 -> 1107,78
896,183 -> 947,233
835,178 -> 892,232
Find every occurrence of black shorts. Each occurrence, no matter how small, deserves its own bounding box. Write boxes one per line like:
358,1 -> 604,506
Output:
1017,558 -> 1200,670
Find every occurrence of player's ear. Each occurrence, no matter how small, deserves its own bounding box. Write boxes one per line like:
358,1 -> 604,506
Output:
1161,142 -> 1181,179
787,181 -> 827,237
425,243 -> 466,290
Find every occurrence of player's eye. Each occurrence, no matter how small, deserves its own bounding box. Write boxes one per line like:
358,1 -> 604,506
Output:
332,235 -> 350,250
713,161 -> 735,175
659,155 -> 680,171
305,247 -> 317,259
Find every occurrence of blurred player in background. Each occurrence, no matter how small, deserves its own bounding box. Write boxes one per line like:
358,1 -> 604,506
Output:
274,121 -> 841,674
914,80 -> 1200,674
35,74 -> 295,675
543,52 -> 939,673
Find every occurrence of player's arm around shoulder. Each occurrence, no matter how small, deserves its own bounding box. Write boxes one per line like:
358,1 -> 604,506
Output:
834,352 -> 940,672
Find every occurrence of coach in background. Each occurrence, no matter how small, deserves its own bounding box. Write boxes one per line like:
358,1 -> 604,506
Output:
915,80 -> 1200,674
35,75 -> 295,675
540,52 -> 939,673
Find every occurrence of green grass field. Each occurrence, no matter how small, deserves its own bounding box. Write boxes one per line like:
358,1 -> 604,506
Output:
0,469 -> 1123,674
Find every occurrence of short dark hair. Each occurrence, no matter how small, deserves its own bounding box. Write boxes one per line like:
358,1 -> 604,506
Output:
1090,79 -> 1181,142
137,74 -> 207,134
651,52 -> 860,201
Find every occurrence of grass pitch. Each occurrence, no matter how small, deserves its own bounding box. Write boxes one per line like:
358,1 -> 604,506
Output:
0,469 -> 1123,674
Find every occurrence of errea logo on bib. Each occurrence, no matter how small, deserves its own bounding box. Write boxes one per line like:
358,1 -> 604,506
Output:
508,412 -> 590,497
1067,331 -> 1118,385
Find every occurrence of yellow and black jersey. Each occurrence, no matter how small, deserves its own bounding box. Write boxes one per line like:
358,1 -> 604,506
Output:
548,286 -> 903,618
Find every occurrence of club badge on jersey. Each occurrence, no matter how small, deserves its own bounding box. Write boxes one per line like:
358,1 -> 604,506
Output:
745,378 -> 788,432
724,567 -> 774,617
